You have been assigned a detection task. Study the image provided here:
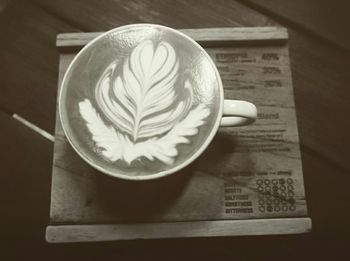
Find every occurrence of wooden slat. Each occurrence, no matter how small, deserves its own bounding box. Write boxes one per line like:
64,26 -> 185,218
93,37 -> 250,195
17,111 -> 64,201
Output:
238,0 -> 350,51
56,26 -> 288,50
46,217 -> 312,242
182,27 -> 287,41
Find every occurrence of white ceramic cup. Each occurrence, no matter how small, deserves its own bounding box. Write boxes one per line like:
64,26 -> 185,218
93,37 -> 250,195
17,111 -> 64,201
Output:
59,24 -> 257,180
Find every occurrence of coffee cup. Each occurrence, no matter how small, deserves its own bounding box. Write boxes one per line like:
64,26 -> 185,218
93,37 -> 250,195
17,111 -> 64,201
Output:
59,24 -> 257,180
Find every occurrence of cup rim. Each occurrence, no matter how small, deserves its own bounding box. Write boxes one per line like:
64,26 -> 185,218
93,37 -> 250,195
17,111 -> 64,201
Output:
59,23 -> 224,181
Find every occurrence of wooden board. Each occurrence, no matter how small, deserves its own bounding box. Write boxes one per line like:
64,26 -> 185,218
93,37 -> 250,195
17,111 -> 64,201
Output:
47,218 -> 311,242
46,27 -> 311,242
56,27 -> 288,50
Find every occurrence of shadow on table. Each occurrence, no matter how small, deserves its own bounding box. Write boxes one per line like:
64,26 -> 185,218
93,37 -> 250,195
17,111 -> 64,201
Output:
94,161 -> 195,222
93,130 -> 241,222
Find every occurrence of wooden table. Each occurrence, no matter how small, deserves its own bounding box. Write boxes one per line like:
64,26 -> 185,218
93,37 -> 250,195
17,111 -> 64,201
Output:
1,0 -> 349,259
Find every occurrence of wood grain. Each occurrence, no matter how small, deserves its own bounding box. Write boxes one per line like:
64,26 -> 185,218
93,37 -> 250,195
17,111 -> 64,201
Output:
0,0 -> 80,133
238,0 -> 350,51
288,29 -> 350,171
56,27 -> 288,51
46,217 -> 311,242
33,0 -> 277,31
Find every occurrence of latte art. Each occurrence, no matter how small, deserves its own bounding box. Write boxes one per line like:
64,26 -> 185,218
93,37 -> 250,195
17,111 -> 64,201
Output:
96,41 -> 192,141
59,24 -> 226,179
79,40 -> 210,165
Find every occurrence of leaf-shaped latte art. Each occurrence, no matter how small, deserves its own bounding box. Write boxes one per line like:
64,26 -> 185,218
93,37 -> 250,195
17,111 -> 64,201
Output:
95,40 -> 187,141
79,40 -> 210,165
79,99 -> 209,165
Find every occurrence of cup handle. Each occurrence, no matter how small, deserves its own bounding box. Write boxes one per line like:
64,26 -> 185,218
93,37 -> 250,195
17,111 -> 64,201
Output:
220,100 -> 257,127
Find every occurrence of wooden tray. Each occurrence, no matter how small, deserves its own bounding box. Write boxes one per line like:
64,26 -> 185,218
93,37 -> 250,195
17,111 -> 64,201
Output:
46,27 -> 311,243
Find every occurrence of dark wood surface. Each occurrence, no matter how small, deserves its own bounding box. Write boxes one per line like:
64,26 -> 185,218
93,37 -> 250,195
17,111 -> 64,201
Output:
1,0 -> 349,259
238,0 -> 350,51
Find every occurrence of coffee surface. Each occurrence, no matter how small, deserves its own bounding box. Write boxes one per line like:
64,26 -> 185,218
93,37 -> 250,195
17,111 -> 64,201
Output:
60,25 -> 222,178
